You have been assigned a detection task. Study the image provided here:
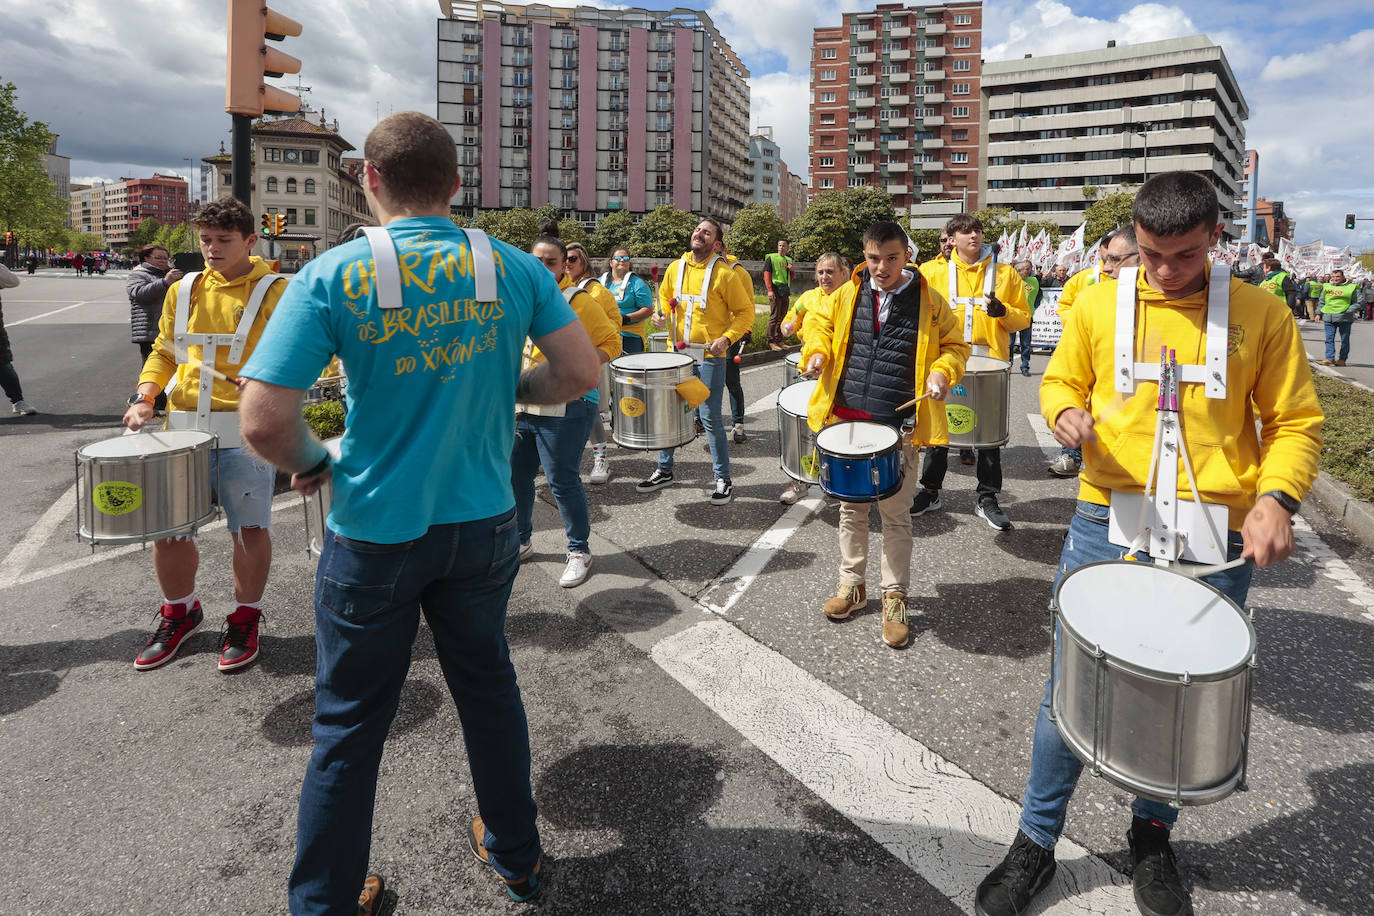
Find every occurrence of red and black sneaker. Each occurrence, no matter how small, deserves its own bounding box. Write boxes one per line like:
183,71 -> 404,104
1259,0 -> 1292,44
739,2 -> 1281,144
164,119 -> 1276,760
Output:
134,602 -> 204,671
218,606 -> 263,672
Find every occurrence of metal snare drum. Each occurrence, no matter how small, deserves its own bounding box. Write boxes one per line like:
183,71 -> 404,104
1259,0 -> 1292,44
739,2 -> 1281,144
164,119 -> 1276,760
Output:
783,352 -> 802,387
648,332 -> 672,353
302,437 -> 343,558
945,355 -> 1010,448
1051,560 -> 1256,806
609,352 -> 698,450
75,429 -> 218,545
815,421 -> 903,503
777,379 -> 820,484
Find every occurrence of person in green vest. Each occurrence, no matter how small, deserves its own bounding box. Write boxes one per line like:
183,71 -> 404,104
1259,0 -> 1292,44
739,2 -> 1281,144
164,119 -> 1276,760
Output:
1318,268 -> 1364,366
763,239 -> 795,350
1258,257 -> 1298,319
1303,274 -> 1326,321
1009,259 -> 1040,376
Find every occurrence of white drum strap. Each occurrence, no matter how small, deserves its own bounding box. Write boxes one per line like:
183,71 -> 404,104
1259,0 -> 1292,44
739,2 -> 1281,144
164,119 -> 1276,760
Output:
172,271 -> 278,426
948,257 -> 996,344
462,228 -> 499,302
364,226 -> 498,309
674,254 -> 720,345
225,273 -> 281,364
1113,266 -> 1230,399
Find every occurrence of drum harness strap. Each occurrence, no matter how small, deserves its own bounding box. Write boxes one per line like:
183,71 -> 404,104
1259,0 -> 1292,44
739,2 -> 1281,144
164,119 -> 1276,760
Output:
947,251 -> 997,357
673,254 -> 721,361
169,270 -> 281,449
1108,265 -> 1237,572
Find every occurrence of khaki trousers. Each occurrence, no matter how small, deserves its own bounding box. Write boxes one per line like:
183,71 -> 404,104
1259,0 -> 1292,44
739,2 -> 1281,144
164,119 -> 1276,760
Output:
836,441 -> 920,594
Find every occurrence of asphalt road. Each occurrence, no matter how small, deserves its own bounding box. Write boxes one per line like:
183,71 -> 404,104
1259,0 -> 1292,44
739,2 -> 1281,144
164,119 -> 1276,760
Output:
2,271 -> 1372,915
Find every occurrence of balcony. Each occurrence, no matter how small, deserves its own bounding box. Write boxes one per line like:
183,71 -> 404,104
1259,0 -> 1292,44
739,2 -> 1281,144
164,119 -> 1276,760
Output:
889,49 -> 911,61
887,139 -> 910,150
924,69 -> 946,81
854,140 -> 876,151
855,97 -> 876,108
922,160 -> 945,171
856,29 -> 878,40
889,72 -> 910,84
856,74 -> 877,86
923,138 -> 944,149
854,118 -> 877,130
890,94 -> 911,106
923,92 -> 945,103
886,184 -> 909,194
925,46 -> 946,58
924,115 -> 944,126
889,26 -> 911,38
887,162 -> 910,172
921,182 -> 944,192
855,51 -> 877,63
854,163 -> 875,173
924,23 -> 946,35
887,117 -> 910,128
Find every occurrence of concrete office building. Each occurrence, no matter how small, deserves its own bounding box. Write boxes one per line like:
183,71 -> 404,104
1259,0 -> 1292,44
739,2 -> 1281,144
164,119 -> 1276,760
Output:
748,128 -> 785,213
810,1 -> 985,218
68,173 -> 189,247
43,138 -> 72,225
437,0 -> 752,223
980,35 -> 1248,235
780,168 -> 808,222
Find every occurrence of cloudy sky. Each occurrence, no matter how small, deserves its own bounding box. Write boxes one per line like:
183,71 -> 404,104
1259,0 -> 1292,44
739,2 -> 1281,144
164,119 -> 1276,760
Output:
2,0 -> 1369,247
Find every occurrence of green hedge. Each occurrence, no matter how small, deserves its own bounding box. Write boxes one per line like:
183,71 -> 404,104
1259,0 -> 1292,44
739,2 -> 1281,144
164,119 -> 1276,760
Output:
1313,375 -> 1374,501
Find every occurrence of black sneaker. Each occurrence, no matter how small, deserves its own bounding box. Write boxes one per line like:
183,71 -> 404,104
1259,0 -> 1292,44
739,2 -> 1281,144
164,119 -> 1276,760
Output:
976,496 -> 1013,531
710,477 -> 733,505
1129,817 -> 1190,916
636,468 -> 674,492
910,488 -> 941,516
975,830 -> 1056,916
960,449 -> 976,466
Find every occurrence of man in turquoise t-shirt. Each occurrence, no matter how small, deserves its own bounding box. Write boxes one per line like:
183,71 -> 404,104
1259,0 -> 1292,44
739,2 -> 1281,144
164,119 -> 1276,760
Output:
238,112 -> 598,912
1317,268 -> 1363,366
763,238 -> 794,349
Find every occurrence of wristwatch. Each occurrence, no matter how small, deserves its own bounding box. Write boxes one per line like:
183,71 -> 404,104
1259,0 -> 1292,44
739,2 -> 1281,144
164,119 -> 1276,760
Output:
127,391 -> 155,407
1261,489 -> 1301,514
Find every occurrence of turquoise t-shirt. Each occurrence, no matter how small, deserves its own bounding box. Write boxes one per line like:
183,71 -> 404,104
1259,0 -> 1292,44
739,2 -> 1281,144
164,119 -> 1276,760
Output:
241,217 -> 577,543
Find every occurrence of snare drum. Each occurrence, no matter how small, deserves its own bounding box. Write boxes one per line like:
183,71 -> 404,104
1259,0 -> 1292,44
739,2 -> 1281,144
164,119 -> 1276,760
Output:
945,355 -> 1010,448
610,352 -> 698,450
777,379 -> 819,484
302,436 -> 343,558
1052,560 -> 1256,806
815,421 -> 903,502
76,429 -> 218,545
783,352 -> 802,387
648,332 -> 672,353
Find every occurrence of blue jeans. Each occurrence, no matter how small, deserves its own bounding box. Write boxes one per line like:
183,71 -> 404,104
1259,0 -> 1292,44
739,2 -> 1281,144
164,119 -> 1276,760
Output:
1323,318 -> 1352,361
659,356 -> 730,480
1009,328 -> 1032,371
511,398 -> 595,553
288,510 -> 538,914
1018,500 -> 1252,850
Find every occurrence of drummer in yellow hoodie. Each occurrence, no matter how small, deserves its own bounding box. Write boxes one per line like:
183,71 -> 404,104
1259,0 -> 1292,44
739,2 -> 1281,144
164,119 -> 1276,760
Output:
637,218 -> 754,505
802,221 -> 969,648
974,171 -> 1322,916
911,213 -> 1030,531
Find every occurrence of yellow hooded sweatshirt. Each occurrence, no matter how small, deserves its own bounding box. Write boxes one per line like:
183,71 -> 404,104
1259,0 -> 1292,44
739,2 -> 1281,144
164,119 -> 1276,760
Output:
522,275 -> 620,367
1055,266 -> 1099,323
801,266 -> 970,443
140,257 -> 287,413
1041,269 -> 1323,530
920,247 -> 1030,360
657,252 -> 755,347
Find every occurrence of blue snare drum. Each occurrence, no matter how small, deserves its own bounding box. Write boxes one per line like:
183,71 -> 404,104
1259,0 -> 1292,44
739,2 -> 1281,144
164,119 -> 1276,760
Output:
815,421 -> 904,502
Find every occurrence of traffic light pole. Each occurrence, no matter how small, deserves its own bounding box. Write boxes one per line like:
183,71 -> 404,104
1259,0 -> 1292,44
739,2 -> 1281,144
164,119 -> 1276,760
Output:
232,114 -> 253,210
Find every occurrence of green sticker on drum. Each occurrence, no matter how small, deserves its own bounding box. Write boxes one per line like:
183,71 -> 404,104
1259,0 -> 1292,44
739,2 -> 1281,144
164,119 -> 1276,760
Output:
800,451 -> 819,478
94,481 -> 143,516
946,404 -> 977,435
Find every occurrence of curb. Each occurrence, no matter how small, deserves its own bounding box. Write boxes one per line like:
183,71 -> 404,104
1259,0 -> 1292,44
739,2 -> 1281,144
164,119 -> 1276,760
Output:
1307,471 -> 1374,552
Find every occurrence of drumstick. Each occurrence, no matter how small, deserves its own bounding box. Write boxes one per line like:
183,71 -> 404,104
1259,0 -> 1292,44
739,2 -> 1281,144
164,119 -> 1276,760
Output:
1181,557 -> 1249,579
895,392 -> 934,412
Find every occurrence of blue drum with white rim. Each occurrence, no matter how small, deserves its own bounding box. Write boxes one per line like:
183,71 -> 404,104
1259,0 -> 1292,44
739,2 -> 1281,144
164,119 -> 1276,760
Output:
815,420 -> 903,502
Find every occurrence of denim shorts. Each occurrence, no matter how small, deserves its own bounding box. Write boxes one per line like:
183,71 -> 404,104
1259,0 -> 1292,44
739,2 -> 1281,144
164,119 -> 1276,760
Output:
212,447 -> 275,532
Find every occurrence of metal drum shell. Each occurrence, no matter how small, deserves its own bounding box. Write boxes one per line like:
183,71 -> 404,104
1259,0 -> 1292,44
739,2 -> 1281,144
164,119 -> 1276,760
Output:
609,353 -> 698,450
777,379 -> 819,483
647,332 -> 672,353
1051,560 -> 1256,806
783,352 -> 802,387
946,356 -> 1011,448
76,430 -> 218,545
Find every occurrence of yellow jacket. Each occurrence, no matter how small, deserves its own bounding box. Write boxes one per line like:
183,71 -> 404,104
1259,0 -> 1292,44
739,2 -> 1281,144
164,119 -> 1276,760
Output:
658,252 -> 755,346
920,249 -> 1030,361
1041,270 -> 1323,529
140,257 -> 286,413
1055,266 -> 1099,322
801,267 -> 970,443
523,275 -> 620,366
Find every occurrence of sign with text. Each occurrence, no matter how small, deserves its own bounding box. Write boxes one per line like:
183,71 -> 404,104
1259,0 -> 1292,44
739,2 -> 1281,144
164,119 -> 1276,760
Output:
1029,288 -> 1064,351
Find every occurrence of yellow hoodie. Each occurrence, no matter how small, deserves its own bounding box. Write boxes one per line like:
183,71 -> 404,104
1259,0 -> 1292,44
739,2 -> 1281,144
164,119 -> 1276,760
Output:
140,257 -> 286,413
920,248 -> 1030,361
801,266 -> 970,443
657,252 -> 755,347
525,274 -> 620,366
1041,270 -> 1323,529
1055,266 -> 1099,323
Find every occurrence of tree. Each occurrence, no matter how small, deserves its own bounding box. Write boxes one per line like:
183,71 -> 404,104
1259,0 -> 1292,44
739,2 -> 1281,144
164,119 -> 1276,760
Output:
0,81 -> 65,261
723,203 -> 785,260
910,228 -> 942,262
789,187 -> 896,262
128,217 -> 163,251
556,218 -> 590,253
590,210 -> 635,257
69,232 -> 103,254
1083,190 -> 1137,246
154,222 -> 196,254
627,206 -> 698,258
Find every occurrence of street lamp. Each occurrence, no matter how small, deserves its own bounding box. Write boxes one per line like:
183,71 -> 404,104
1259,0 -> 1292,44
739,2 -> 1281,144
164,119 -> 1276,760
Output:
1131,121 -> 1154,183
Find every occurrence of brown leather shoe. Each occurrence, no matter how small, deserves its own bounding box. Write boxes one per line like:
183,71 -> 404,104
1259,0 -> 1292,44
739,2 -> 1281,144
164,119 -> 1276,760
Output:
1319,359 -> 1335,365
823,583 -> 866,620
1335,359 -> 1347,366
881,591 -> 909,648
357,874 -> 385,915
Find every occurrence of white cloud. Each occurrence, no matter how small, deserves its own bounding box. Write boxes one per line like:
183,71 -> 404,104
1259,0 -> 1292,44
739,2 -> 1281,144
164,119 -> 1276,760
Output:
982,1 -> 1198,61
708,0 -> 845,73
1258,29 -> 1374,82
749,71 -> 811,182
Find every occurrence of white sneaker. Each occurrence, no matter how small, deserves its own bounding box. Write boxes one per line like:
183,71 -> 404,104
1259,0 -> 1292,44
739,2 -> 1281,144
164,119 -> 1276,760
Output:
589,454 -> 610,484
1048,453 -> 1081,477
518,541 -> 533,562
11,400 -> 37,416
779,480 -> 808,505
559,551 -> 591,587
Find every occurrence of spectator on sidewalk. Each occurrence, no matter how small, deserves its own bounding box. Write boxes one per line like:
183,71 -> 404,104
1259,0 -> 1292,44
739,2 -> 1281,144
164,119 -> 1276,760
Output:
0,261 -> 38,415
764,239 -> 794,350
126,244 -> 183,412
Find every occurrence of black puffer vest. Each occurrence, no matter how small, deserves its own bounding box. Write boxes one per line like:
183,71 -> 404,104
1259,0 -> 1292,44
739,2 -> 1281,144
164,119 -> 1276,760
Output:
838,271 -> 922,426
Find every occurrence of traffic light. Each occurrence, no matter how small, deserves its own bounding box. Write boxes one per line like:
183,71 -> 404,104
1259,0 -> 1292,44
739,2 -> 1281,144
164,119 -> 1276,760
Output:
274,214 -> 288,235
4,231 -> 12,245
261,213 -> 272,235
1346,214 -> 1357,230
226,0 -> 304,117
131,205 -> 139,219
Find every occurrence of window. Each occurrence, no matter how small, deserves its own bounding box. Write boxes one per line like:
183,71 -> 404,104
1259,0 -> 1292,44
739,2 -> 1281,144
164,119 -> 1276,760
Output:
880,108 -> 900,119
286,178 -> 297,193
463,109 -> 477,125
819,91 -> 836,103
656,115 -> 671,131
848,176 -> 867,187
819,177 -> 835,188
819,113 -> 835,124
464,68 -> 475,84
511,133 -> 526,148
264,147 -> 281,162
302,150 -> 318,164
819,156 -> 835,167
1084,126 -> 1114,136
820,135 -> 835,146
821,69 -> 836,80
304,208 -> 316,225
266,177 -> 278,192
512,71 -> 528,87
561,74 -> 576,89
951,129 -> 968,141
561,133 -> 575,149
952,83 -> 969,94
953,36 -> 972,48
285,207 -> 297,224
609,133 -> 622,150
954,13 -> 972,24
951,152 -> 969,163
952,59 -> 971,72
821,48 -> 837,59
304,179 -> 315,194
952,106 -> 970,118
848,154 -> 865,165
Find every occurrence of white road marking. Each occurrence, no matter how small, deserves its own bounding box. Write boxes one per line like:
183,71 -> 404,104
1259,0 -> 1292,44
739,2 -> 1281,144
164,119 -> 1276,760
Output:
7,301 -> 101,326
0,484 -> 78,590
652,618 -> 1135,914
744,388 -> 781,417
696,493 -> 823,616
1292,515 -> 1374,619
1027,412 -> 1061,459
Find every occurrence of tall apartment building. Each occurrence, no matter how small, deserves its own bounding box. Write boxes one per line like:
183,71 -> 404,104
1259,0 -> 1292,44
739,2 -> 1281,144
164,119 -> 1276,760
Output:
43,138 -> 72,225
67,173 -> 189,247
780,168 -> 808,222
980,36 -> 1248,234
748,128 -> 784,211
436,0 -> 751,223
810,1 -> 984,218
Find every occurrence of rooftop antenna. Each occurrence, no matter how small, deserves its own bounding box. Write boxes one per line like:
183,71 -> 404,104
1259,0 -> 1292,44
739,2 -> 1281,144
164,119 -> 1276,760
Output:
291,73 -> 313,110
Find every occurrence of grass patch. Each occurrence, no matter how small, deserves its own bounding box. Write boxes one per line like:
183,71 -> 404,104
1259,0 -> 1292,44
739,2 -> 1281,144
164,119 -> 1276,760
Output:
742,310 -> 800,355
1313,374 -> 1374,501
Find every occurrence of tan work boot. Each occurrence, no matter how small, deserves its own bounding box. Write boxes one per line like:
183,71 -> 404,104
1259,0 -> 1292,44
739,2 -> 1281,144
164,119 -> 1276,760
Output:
823,583 -> 866,620
882,591 -> 909,648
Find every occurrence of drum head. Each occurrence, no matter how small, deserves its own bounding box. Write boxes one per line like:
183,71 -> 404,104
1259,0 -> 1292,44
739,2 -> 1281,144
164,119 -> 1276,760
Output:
79,429 -> 216,459
785,352 -> 801,368
816,421 -> 899,455
613,352 -> 695,370
965,355 -> 1011,373
777,378 -> 817,415
1057,561 -> 1254,676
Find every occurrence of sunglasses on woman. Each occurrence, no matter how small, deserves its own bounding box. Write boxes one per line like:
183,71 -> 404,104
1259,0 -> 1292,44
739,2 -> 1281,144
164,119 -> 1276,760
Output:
612,255 -> 631,262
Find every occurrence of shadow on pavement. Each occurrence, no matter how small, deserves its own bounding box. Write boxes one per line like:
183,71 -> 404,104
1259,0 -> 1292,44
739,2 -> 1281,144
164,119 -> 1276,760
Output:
1250,605 -> 1374,733
917,576 -> 1053,659
260,679 -> 445,747
0,412 -> 120,435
